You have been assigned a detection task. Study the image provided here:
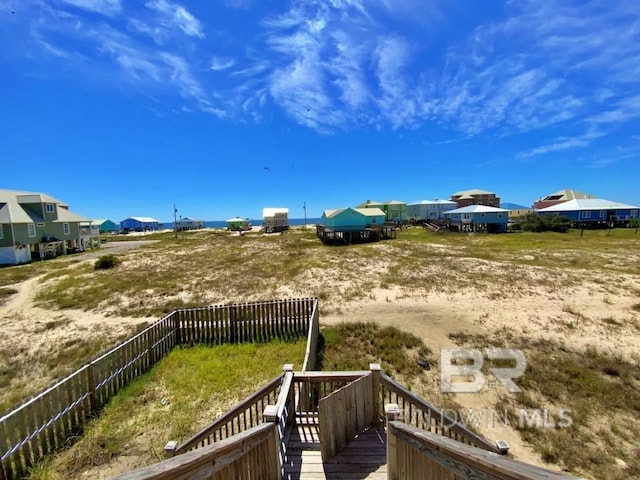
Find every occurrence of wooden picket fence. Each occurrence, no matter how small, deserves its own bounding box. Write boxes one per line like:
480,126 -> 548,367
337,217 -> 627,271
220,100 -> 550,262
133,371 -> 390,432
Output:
0,297 -> 318,480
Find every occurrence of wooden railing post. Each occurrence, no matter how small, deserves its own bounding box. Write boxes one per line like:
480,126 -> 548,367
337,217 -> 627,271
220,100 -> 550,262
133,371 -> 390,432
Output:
385,403 -> 400,478
283,364 -> 295,424
263,405 -> 282,480
369,363 -> 381,423
164,440 -> 178,458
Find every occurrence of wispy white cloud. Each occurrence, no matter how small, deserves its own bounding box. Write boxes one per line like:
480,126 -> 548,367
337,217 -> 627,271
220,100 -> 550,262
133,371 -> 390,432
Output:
210,56 -> 235,71
24,5 -> 224,116
37,39 -> 72,58
56,0 -> 121,17
374,35 -> 422,128
518,130 -> 607,158
160,52 -> 205,100
134,0 -> 204,42
8,0 -> 640,143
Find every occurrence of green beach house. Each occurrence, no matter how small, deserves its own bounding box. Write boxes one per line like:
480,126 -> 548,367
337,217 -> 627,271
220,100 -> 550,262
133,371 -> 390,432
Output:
226,217 -> 251,231
356,199 -> 408,223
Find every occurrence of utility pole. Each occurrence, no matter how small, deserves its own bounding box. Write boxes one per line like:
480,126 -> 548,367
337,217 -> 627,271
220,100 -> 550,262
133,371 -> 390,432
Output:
174,204 -> 178,239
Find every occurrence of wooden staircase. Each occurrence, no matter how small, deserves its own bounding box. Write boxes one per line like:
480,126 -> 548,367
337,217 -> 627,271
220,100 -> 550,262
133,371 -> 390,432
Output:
283,416 -> 387,480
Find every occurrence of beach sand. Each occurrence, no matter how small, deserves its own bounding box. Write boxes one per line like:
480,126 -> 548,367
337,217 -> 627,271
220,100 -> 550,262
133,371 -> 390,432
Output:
1,231 -> 639,477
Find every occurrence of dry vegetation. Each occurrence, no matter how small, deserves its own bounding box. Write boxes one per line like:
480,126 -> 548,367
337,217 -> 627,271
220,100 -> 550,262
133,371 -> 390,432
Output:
1,226 -> 640,479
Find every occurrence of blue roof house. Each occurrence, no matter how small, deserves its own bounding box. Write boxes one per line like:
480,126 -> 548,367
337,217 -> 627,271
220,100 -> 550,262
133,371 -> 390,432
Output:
120,217 -> 160,232
407,200 -> 458,221
443,205 -> 509,233
537,199 -> 639,226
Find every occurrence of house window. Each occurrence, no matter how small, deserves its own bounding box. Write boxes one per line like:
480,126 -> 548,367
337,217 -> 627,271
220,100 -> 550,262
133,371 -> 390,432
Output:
599,211 -> 605,218
582,211 -> 591,219
28,224 -> 36,237
63,223 -> 70,235
632,210 -> 638,218
0,224 -> 3,240
46,204 -> 55,213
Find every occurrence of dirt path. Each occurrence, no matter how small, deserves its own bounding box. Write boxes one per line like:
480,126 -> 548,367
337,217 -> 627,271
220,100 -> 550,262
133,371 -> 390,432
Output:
0,275 -> 42,317
322,298 -> 547,468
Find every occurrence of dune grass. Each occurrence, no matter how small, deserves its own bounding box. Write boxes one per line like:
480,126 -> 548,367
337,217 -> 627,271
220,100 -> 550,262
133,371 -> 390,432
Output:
449,331 -> 640,479
27,340 -> 306,480
26,227 -> 640,317
320,321 -> 432,377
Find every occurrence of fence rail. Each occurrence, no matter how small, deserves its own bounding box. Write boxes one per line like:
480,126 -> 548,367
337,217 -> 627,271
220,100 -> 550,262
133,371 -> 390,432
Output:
386,420 -> 581,480
166,374 -> 284,456
380,372 -> 500,452
110,423 -> 279,480
175,297 -> 316,345
0,297 -> 318,480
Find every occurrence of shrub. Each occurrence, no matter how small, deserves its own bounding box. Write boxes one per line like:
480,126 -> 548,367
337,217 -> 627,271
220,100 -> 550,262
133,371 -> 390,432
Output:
94,255 -> 119,270
516,213 -> 571,233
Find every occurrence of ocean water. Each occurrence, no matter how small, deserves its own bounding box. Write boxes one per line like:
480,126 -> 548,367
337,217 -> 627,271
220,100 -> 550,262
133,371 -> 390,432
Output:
201,218 -> 322,228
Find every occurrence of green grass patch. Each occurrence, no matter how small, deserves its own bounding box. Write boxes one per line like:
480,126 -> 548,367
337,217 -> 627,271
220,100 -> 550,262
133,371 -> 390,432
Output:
0,263 -> 44,286
29,340 -> 306,479
320,322 -> 432,378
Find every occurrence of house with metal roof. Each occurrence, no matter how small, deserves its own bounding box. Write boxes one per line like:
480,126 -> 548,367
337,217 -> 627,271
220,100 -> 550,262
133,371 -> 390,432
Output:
120,217 -> 160,232
262,208 -> 289,232
93,219 -> 117,233
356,199 -> 407,223
532,189 -> 596,210
443,205 -> 509,233
0,189 -> 94,265
500,203 -> 534,220
319,207 -> 395,244
175,217 -> 205,231
450,189 -> 500,208
226,217 -> 252,231
407,200 -> 457,221
322,208 -> 385,230
537,199 -> 639,226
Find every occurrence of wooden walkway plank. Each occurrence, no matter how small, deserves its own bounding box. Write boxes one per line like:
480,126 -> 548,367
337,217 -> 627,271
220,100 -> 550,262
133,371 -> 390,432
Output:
284,421 -> 386,480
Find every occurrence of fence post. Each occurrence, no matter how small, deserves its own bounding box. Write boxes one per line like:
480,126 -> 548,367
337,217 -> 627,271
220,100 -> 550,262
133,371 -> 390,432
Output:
369,363 -> 381,424
385,403 -> 400,478
164,440 -> 178,458
146,328 -> 156,367
173,311 -> 182,346
87,362 -> 98,415
0,456 -> 6,480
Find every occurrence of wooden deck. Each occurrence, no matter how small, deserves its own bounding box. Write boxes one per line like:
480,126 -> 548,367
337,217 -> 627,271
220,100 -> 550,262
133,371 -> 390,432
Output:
283,417 -> 387,480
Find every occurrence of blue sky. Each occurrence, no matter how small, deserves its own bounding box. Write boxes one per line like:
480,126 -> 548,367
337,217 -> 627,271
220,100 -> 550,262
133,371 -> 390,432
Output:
1,0 -> 639,222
